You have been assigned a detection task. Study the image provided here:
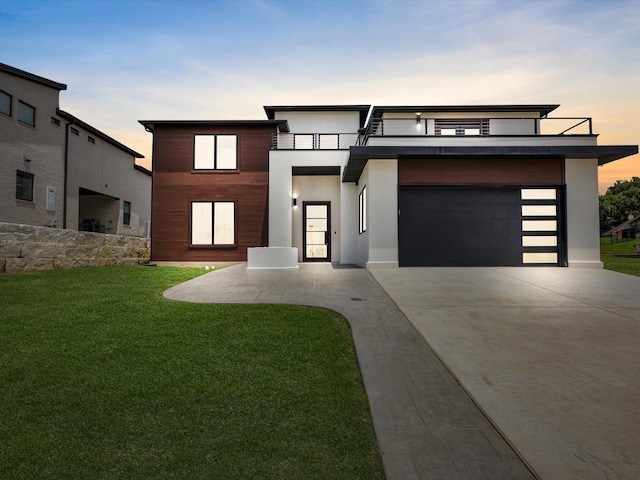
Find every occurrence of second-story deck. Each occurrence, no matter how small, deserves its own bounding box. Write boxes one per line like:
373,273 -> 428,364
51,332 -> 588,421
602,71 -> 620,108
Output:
271,116 -> 595,150
361,116 -> 593,144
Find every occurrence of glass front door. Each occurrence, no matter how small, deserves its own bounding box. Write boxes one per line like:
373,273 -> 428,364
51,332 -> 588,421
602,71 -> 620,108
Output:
303,202 -> 330,262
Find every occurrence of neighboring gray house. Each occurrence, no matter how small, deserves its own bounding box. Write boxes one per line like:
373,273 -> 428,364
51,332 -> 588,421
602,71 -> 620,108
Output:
0,63 -> 150,236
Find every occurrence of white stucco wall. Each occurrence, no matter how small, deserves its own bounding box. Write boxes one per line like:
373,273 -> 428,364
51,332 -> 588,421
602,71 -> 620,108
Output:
565,157 -> 603,268
356,164 -> 370,267
291,175 -> 341,262
274,111 -> 361,133
356,159 -> 398,268
366,136 -> 597,147
268,150 -> 349,252
340,181 -> 359,264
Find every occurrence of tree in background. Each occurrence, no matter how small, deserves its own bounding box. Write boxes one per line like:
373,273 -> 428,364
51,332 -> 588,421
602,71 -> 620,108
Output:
599,177 -> 640,233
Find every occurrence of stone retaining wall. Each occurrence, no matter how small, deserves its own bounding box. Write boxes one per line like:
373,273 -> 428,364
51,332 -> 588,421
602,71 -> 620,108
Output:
0,222 -> 150,273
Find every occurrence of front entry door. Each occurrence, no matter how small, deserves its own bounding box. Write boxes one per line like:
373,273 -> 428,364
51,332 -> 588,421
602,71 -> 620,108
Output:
303,202 -> 331,262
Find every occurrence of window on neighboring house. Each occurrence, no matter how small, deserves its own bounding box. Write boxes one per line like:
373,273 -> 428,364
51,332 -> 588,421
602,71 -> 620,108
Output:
191,201 -> 235,245
359,186 -> 367,234
0,90 -> 11,116
70,127 -> 79,136
88,136 -> 95,144
17,100 -> 35,127
16,170 -> 34,201
51,117 -> 60,127
193,134 -> 237,170
123,201 -> 131,225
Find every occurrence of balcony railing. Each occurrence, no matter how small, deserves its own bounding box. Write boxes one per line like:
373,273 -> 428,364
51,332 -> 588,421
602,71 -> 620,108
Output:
361,116 -> 593,144
271,117 -> 594,149
271,133 -> 359,150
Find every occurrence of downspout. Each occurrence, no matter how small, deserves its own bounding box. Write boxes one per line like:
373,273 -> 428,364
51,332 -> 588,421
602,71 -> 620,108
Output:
62,118 -> 75,229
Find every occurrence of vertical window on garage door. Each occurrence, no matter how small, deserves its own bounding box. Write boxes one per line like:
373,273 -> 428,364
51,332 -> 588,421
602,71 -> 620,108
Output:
521,188 -> 560,264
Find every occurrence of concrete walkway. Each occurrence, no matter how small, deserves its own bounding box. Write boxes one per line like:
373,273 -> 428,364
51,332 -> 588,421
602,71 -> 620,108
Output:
164,264 -> 535,480
164,264 -> 640,479
371,267 -> 640,480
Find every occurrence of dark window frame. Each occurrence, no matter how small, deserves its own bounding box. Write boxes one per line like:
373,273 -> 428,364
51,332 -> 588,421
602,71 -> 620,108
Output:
88,135 -> 95,144
123,201 -> 131,225
70,127 -> 79,136
17,100 -> 36,127
192,134 -> 239,171
190,200 -> 237,247
16,170 -> 34,202
0,89 -> 12,117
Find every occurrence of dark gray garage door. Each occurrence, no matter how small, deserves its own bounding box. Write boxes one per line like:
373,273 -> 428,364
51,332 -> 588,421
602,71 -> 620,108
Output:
398,186 -> 563,267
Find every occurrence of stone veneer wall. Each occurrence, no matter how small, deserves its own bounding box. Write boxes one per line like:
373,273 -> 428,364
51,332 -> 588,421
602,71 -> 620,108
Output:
0,222 -> 150,273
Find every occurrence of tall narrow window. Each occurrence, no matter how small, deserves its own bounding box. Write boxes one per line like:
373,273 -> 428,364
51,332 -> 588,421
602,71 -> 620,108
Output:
194,134 -> 237,170
123,201 -> 131,225
17,100 -> 35,127
0,90 -> 11,116
359,186 -> 367,234
191,201 -> 236,245
16,170 -> 34,201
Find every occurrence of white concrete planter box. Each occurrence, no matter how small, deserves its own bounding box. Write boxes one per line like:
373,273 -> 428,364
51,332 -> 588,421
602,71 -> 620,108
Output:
247,247 -> 299,269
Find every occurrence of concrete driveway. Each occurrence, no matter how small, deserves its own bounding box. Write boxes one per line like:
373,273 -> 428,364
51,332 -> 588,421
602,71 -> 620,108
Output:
371,267 -> 640,480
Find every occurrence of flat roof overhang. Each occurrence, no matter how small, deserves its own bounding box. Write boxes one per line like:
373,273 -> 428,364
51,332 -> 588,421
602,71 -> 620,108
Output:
263,105 -> 371,128
343,145 -> 639,182
139,119 -> 290,133
371,104 -> 560,118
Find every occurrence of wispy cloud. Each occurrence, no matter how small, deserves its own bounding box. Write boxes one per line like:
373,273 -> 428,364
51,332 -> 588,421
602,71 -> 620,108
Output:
2,0 -> 637,188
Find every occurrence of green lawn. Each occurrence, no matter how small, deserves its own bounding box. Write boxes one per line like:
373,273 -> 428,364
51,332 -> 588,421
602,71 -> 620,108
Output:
601,237 -> 640,277
0,266 -> 384,480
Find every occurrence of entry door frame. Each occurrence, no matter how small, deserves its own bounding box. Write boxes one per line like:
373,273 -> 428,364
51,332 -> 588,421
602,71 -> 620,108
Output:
302,201 -> 331,262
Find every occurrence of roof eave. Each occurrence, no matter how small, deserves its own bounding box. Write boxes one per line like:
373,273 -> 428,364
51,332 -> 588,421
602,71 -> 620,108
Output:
57,109 -> 144,158
0,62 -> 67,91
343,145 -> 638,182
138,119 -> 290,133
371,105 -> 560,118
263,105 -> 372,127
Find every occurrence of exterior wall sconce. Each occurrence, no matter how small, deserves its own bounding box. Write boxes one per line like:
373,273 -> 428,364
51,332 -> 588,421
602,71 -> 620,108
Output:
416,114 -> 421,124
293,197 -> 297,207
23,153 -> 31,162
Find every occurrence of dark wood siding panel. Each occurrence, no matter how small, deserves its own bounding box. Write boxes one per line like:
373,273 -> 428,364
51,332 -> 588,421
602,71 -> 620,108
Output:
398,157 -> 564,185
151,171 -> 269,262
153,124 -> 274,174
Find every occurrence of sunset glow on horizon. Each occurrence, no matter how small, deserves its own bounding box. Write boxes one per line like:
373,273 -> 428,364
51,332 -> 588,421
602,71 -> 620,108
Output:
2,0 -> 638,194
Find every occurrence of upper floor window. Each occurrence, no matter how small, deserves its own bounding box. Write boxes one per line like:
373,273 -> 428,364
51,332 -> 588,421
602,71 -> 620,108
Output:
88,136 -> 95,144
194,134 -> 237,170
51,117 -> 61,127
70,127 -> 79,136
18,100 -> 35,127
0,90 -> 11,116
16,170 -> 34,201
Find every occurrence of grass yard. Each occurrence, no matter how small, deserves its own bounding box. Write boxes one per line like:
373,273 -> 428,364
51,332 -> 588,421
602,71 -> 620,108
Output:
601,238 -> 640,277
0,266 -> 384,480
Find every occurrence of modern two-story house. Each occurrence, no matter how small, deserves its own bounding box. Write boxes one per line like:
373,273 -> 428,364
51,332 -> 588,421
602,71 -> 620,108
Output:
0,63 -> 151,236
141,104 -> 637,268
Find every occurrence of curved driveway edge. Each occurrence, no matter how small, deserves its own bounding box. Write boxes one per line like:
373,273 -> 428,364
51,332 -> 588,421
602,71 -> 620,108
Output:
371,267 -> 640,480
164,263 -> 536,480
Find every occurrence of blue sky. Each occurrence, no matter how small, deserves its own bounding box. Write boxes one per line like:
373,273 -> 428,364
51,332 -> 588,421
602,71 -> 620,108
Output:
2,0 -> 639,192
